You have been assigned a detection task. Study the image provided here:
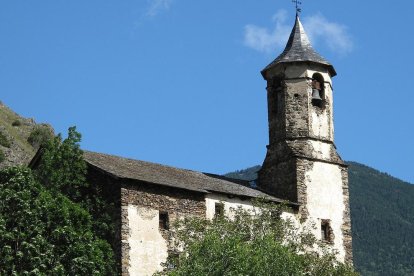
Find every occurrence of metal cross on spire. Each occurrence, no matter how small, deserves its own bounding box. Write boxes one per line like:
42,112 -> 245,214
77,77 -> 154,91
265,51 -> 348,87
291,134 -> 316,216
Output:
292,0 -> 302,15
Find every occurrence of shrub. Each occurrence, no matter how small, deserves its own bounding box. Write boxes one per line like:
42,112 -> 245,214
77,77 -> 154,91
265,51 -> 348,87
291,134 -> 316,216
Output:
11,120 -> 21,127
27,126 -> 53,148
0,149 -> 5,163
160,201 -> 358,276
0,132 -> 10,148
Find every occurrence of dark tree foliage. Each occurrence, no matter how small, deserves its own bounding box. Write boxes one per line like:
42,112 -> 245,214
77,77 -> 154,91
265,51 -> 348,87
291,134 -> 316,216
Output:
0,149 -> 5,163
348,162 -> 414,276
27,125 -> 54,148
34,126 -> 118,254
224,165 -> 260,181
0,127 -> 118,274
159,201 -> 357,276
35,126 -> 87,202
11,119 -> 22,127
0,167 -> 116,275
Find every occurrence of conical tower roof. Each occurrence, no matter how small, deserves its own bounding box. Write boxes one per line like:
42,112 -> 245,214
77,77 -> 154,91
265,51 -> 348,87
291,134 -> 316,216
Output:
261,15 -> 336,77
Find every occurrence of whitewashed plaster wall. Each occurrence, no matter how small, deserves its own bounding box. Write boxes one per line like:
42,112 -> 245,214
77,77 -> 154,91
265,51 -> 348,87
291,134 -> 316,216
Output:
310,109 -> 331,140
205,193 -> 257,220
127,205 -> 168,276
205,193 -> 298,228
305,161 -> 346,262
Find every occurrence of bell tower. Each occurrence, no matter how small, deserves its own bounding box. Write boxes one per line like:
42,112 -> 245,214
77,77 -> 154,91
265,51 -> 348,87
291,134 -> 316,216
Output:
257,14 -> 353,263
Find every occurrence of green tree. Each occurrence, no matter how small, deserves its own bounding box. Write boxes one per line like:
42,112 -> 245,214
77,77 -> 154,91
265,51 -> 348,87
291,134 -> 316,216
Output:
34,126 -> 118,271
0,127 -> 117,274
0,166 -> 115,275
35,126 -> 87,202
160,201 -> 357,276
34,126 -> 118,252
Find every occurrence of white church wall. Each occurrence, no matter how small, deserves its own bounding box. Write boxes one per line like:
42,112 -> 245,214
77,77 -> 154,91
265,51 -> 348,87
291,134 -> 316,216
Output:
310,110 -> 331,139
205,193 -> 256,219
305,161 -> 346,262
127,205 -> 168,276
205,193 -> 298,228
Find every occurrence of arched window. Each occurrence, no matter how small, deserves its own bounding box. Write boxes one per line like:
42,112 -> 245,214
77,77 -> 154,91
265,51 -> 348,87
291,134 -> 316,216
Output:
311,73 -> 325,108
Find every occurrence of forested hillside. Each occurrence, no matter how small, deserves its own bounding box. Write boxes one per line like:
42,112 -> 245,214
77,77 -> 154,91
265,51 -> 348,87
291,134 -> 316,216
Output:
348,162 -> 414,276
225,163 -> 414,276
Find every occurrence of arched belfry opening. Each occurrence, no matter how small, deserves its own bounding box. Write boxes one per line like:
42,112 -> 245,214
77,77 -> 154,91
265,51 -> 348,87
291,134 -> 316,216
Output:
311,73 -> 325,108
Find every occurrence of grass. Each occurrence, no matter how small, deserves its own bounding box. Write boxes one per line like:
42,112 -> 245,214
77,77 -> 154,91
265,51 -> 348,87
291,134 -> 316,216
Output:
0,104 -> 36,155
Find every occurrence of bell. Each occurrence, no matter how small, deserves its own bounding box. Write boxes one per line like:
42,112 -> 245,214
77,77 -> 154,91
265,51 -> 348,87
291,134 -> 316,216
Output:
312,89 -> 322,101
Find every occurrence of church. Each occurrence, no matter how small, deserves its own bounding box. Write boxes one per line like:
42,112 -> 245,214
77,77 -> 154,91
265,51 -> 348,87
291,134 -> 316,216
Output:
32,12 -> 353,276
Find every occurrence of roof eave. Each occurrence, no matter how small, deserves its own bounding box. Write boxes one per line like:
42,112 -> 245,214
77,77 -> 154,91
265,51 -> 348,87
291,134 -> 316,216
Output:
261,60 -> 337,79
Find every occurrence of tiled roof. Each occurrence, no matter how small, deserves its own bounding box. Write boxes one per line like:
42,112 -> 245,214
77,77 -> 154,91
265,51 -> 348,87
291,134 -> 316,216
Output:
84,151 -> 289,203
262,15 -> 336,77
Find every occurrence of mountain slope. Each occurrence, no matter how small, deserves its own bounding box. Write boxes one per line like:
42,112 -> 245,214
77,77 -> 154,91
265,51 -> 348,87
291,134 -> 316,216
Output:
348,162 -> 414,276
225,163 -> 414,276
0,101 -> 53,168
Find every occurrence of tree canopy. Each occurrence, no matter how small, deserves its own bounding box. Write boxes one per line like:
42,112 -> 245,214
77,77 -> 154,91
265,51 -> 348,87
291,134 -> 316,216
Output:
0,127 -> 116,275
0,166 -> 115,275
160,201 -> 357,276
35,126 -> 87,202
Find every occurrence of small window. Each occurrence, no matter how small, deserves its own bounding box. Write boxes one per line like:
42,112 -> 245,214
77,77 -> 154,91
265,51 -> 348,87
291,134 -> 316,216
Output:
321,220 -> 333,243
159,211 -> 169,230
214,202 -> 224,218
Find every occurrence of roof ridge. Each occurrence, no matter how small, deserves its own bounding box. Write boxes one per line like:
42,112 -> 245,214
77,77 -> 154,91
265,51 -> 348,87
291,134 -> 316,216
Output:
83,150 -> 292,204
83,149 -> 200,174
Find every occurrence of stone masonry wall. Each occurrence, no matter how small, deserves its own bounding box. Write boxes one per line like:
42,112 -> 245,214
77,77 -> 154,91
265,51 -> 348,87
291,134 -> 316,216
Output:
265,65 -> 335,145
341,167 -> 353,264
284,79 -> 310,139
267,75 -> 286,143
258,143 -> 298,202
120,181 -> 206,275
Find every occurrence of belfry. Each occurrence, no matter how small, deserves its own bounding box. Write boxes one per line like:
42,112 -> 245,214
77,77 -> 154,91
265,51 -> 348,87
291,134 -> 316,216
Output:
257,14 -> 353,262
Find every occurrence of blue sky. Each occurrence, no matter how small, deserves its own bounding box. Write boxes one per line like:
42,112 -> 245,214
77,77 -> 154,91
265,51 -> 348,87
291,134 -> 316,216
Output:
1,1 -> 413,183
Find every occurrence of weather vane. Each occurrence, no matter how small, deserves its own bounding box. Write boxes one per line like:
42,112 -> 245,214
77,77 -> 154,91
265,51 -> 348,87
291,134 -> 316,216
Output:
292,0 -> 302,15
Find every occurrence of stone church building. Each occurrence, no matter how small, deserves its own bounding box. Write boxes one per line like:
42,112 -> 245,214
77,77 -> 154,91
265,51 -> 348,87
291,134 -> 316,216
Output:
33,14 -> 353,275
